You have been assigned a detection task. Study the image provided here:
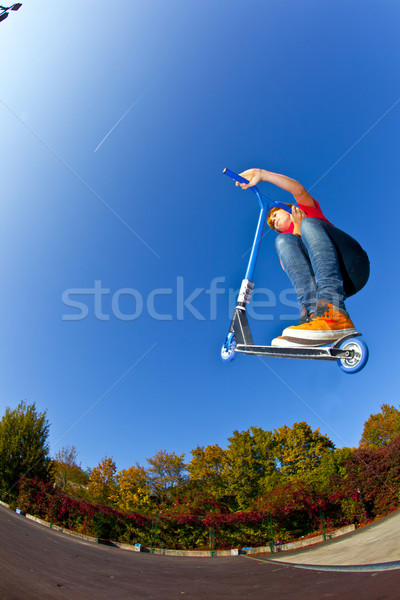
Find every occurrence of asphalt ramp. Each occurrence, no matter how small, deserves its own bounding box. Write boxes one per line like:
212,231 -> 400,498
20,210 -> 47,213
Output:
258,510 -> 400,572
1,504 -> 400,600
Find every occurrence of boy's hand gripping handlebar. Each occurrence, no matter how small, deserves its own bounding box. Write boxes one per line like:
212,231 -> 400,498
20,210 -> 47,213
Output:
222,168 -> 291,212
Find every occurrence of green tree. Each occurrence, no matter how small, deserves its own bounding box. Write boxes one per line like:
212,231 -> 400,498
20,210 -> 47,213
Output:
226,427 -> 278,507
307,446 -> 354,490
359,404 -> 400,449
146,449 -> 187,504
187,444 -> 228,498
0,401 -> 52,501
273,422 -> 335,478
87,457 -> 117,506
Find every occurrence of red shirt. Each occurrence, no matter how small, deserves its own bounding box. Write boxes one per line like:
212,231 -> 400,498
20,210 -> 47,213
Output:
281,199 -> 333,234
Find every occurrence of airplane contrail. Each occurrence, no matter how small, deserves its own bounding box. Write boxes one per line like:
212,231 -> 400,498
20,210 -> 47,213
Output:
94,79 -> 159,152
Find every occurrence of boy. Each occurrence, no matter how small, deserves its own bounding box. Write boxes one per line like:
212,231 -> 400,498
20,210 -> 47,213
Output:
236,168 -> 370,347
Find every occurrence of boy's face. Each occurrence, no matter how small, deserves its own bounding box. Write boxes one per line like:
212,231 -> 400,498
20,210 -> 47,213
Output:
272,209 -> 291,233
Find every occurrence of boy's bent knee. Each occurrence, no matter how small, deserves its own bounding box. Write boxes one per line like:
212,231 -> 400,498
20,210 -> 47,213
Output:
275,233 -> 300,256
300,217 -> 322,235
275,233 -> 298,254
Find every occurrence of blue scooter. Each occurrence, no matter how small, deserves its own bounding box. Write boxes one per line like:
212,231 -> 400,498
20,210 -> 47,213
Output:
220,168 -> 369,374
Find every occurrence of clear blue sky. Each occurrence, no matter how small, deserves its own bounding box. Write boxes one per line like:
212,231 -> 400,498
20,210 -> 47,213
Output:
0,0 -> 399,472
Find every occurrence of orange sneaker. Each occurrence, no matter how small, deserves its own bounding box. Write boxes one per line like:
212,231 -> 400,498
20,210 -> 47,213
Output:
281,303 -> 356,343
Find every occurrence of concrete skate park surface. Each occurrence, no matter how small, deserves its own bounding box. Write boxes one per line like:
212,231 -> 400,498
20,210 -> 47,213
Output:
265,510 -> 400,571
1,504 -> 400,600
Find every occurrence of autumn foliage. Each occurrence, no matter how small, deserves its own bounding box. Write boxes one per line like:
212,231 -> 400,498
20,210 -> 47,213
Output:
2,402 -> 400,550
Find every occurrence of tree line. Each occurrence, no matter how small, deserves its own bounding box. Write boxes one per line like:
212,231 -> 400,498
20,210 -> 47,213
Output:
1,401 -> 400,515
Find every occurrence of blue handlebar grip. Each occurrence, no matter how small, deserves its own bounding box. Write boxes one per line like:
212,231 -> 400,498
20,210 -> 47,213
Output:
223,167 -> 292,213
222,168 -> 249,185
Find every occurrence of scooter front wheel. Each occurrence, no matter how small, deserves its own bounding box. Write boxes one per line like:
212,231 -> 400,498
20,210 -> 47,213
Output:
337,338 -> 369,374
221,333 -> 237,362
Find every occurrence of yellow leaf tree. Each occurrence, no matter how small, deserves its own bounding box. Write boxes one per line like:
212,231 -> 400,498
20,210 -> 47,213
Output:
115,464 -> 152,513
359,404 -> 400,448
273,422 -> 335,478
87,456 -> 117,506
187,444 -> 228,498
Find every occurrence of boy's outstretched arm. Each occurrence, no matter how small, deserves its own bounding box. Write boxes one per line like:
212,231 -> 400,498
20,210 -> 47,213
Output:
237,168 -> 316,207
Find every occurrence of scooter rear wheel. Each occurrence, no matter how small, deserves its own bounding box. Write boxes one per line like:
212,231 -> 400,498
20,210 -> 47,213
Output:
337,338 -> 368,374
221,333 -> 237,362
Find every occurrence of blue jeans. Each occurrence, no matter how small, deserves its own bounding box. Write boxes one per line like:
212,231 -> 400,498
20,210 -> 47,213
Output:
275,218 -> 370,313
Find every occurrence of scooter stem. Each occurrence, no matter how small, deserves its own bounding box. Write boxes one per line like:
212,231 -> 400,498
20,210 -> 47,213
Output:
245,201 -> 268,282
222,168 -> 275,282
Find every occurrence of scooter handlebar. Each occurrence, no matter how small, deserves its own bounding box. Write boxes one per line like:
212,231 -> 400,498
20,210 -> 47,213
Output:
222,168 -> 251,186
223,167 -> 292,213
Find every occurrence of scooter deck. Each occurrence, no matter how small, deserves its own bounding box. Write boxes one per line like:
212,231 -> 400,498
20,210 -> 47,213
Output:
235,333 -> 362,361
